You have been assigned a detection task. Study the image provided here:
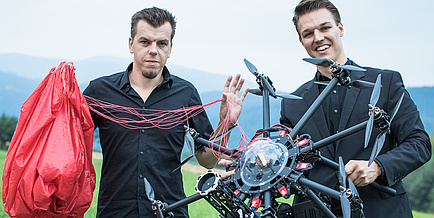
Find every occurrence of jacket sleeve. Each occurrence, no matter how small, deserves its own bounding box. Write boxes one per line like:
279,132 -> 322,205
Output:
375,71 -> 432,187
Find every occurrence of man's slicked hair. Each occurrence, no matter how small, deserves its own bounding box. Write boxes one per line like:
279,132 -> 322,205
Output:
130,7 -> 177,41
292,0 -> 341,36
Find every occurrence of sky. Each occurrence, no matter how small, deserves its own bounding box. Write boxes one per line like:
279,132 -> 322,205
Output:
1,0 -> 433,92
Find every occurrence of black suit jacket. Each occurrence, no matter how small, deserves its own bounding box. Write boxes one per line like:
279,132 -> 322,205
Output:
280,59 -> 431,217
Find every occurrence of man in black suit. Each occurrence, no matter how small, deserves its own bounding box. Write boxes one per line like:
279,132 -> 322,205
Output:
280,0 -> 432,217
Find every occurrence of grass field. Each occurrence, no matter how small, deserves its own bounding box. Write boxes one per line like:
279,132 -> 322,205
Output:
1,150 -> 433,218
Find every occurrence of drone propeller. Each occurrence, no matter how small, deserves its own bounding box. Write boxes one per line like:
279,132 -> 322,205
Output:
314,80 -> 375,89
351,80 -> 375,89
248,89 -> 302,100
338,156 -> 351,218
144,177 -> 164,218
244,58 -> 277,98
364,74 -> 382,149
368,92 -> 405,166
144,177 -> 156,202
303,58 -> 366,72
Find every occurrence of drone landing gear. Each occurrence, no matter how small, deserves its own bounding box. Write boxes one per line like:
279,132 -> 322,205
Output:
195,170 -> 259,218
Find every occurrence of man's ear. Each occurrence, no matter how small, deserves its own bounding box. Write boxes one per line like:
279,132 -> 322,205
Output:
128,37 -> 133,54
338,22 -> 344,37
167,42 -> 173,58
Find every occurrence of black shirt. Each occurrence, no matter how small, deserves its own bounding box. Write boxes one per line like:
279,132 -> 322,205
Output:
83,63 -> 213,217
315,62 -> 349,135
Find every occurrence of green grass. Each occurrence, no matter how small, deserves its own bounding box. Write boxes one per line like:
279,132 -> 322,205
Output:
1,150 -> 434,218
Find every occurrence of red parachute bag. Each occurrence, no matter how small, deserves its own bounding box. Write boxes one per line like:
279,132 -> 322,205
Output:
2,62 -> 96,217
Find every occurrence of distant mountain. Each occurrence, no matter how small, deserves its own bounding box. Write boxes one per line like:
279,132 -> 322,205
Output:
0,53 -> 255,93
1,53 -> 433,152
407,87 -> 434,133
0,70 -> 39,116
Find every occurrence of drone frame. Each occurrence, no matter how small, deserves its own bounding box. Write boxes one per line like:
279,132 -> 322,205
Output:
150,58 -> 398,218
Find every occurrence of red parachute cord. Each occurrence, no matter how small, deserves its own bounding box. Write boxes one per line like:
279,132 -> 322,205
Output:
85,95 -> 251,159
208,101 -> 251,160
85,95 -> 220,129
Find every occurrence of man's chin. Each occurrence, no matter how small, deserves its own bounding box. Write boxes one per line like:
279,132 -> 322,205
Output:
141,70 -> 159,79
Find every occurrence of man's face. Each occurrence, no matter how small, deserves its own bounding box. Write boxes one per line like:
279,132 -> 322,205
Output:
297,8 -> 346,64
129,20 -> 172,79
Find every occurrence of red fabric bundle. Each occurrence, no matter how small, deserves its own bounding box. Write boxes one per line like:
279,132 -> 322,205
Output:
2,62 -> 96,217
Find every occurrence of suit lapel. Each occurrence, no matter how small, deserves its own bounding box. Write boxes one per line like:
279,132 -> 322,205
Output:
302,80 -> 335,157
335,67 -> 365,152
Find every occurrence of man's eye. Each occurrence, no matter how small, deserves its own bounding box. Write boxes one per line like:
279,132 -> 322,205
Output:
304,32 -> 312,38
158,42 -> 168,46
322,26 -> 331,31
140,41 -> 149,44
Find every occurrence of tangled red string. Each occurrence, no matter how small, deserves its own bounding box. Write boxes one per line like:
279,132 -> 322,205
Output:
85,95 -> 223,129
84,95 -> 251,159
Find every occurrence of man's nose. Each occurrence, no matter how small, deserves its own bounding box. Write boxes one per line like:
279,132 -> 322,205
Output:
149,43 -> 158,55
313,29 -> 324,42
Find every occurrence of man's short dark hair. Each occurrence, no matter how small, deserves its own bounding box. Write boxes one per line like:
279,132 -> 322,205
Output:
293,0 -> 341,36
130,7 -> 177,41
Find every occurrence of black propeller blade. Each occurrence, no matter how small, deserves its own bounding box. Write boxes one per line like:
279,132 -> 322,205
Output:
368,92 -> 405,166
144,177 -> 156,202
338,156 -> 351,218
244,58 -> 277,98
351,80 -> 375,89
339,65 -> 366,72
303,58 -> 366,72
144,177 -> 164,218
364,74 -> 382,149
248,89 -> 302,100
303,58 -> 333,67
347,178 -> 358,198
314,80 -> 375,89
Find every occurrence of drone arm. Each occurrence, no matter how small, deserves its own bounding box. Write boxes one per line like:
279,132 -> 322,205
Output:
163,193 -> 203,213
290,77 -> 339,138
194,133 -> 241,159
303,121 -> 367,153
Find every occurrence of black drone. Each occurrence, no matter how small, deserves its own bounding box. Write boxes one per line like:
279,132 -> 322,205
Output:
144,58 -> 401,218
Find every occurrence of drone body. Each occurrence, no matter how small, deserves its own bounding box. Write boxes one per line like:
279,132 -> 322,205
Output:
150,58 -> 428,218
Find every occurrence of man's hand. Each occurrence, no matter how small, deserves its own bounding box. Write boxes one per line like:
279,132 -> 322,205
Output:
218,159 -> 236,179
345,160 -> 382,187
219,74 -> 249,126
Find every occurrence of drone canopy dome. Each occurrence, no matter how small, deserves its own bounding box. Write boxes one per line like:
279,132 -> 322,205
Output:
236,139 -> 290,193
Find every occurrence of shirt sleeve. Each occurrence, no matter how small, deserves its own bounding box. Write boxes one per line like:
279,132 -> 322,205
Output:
187,88 -> 214,140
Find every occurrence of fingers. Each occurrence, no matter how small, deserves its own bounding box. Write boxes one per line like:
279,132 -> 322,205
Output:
230,74 -> 241,93
223,75 -> 233,93
218,159 -> 233,167
240,87 -> 249,102
345,160 -> 380,187
224,74 -> 249,96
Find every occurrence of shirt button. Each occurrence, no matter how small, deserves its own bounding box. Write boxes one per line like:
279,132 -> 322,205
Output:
139,174 -> 143,178
141,129 -> 145,133
334,109 -> 338,113
138,197 -> 142,200
333,90 -> 337,94
140,151 -> 144,156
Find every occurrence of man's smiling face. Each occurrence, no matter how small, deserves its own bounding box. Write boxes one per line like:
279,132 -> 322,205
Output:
297,8 -> 346,64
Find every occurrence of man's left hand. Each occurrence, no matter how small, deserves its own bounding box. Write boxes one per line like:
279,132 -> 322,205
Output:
345,160 -> 382,187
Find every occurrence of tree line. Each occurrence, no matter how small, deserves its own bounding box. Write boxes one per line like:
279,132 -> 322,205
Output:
0,114 -> 17,150
0,113 -> 433,213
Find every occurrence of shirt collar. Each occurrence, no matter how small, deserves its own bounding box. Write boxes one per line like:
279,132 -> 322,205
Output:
120,62 -> 173,89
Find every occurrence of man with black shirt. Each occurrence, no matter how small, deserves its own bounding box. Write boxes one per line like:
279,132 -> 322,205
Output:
84,7 -> 248,217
